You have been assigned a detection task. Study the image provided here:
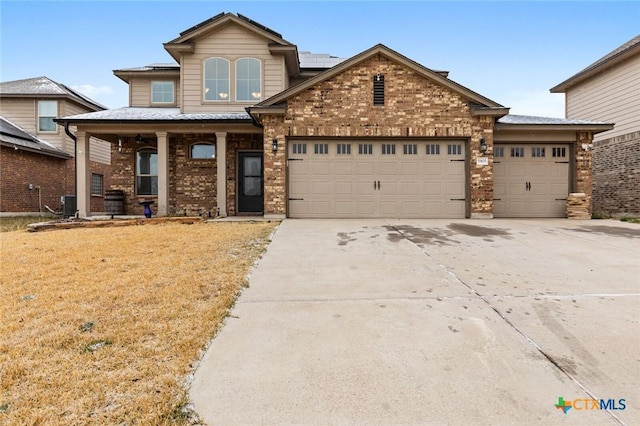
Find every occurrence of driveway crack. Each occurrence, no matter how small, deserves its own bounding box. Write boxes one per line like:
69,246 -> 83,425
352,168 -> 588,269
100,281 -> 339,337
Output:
385,221 -> 626,426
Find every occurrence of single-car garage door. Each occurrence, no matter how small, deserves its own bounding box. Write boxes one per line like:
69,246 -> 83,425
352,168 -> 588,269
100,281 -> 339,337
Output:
288,140 -> 466,218
493,144 -> 570,217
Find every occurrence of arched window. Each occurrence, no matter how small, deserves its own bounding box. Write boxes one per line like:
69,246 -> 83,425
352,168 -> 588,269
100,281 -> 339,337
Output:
136,148 -> 158,195
204,58 -> 230,101
190,142 -> 215,159
236,58 -> 261,101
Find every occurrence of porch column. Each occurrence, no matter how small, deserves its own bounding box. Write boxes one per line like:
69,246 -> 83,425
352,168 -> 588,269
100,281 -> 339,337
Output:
156,132 -> 169,216
76,131 -> 91,217
216,132 -> 227,217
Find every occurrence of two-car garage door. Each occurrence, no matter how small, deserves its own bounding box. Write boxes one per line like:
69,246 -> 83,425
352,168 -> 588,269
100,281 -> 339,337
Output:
288,140 -> 466,218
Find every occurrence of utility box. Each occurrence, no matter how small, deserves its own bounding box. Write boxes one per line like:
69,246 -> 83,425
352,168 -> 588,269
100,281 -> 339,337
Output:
62,195 -> 76,218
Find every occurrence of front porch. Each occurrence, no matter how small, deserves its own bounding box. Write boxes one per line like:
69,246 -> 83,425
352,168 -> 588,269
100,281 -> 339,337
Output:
74,128 -> 264,218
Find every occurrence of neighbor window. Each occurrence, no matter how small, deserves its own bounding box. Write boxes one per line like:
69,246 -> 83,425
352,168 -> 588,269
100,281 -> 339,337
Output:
136,148 -> 158,195
236,58 -> 261,101
91,174 -> 103,196
204,58 -> 230,101
190,143 -> 215,159
151,81 -> 175,104
38,100 -> 57,132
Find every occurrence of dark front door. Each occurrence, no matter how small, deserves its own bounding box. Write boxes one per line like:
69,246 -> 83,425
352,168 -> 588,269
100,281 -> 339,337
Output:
238,152 -> 264,213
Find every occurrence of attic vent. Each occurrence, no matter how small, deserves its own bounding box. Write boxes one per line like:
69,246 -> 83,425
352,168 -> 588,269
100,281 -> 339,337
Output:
373,74 -> 385,106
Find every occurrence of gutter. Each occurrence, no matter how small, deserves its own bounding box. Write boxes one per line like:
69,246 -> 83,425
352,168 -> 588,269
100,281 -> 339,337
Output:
63,122 -> 78,207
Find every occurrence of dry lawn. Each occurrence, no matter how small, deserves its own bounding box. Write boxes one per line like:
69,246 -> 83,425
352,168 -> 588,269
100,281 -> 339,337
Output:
0,221 -> 278,425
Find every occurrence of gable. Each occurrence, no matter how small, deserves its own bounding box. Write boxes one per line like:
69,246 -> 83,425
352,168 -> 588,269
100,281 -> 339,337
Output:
287,54 -> 474,122
255,44 -> 506,114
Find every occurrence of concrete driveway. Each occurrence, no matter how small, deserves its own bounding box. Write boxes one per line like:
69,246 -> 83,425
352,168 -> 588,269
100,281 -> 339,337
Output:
190,219 -> 639,425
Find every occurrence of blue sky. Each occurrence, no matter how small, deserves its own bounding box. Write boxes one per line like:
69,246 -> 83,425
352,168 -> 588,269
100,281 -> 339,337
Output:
1,1 -> 638,117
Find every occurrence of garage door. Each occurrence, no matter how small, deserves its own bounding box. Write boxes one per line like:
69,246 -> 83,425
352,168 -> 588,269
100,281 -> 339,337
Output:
288,140 -> 466,218
493,144 -> 570,217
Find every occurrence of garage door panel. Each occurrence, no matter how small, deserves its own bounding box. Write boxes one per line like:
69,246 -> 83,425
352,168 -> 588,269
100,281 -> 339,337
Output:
379,201 -> 399,216
446,182 -> 464,197
312,181 -> 331,194
400,182 -> 420,195
356,162 -> 375,175
311,201 -> 330,215
445,161 -> 465,174
335,181 -> 353,195
379,181 -> 398,195
401,201 -> 420,215
425,162 -> 442,175
379,162 -> 398,175
335,201 -> 354,215
312,162 -> 331,175
444,201 -> 466,217
356,201 -> 375,215
335,162 -> 354,175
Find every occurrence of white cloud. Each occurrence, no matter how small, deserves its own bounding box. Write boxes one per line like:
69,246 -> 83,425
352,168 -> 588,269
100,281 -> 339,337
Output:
501,90 -> 566,118
71,84 -> 114,97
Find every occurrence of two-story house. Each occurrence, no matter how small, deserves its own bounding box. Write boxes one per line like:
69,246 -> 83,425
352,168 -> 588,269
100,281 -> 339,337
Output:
58,12 -> 613,219
0,76 -> 110,214
551,35 -> 640,217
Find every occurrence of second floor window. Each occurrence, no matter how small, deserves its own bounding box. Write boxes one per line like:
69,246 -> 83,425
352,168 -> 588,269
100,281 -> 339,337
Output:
236,58 -> 261,101
152,81 -> 174,104
38,100 -> 57,132
204,58 -> 230,101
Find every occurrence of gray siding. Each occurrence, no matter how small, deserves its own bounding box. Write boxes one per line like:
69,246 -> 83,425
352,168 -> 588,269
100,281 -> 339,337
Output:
566,53 -> 640,141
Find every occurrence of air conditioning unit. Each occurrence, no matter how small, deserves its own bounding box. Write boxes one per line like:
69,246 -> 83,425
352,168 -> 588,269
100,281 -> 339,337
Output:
61,195 -> 76,218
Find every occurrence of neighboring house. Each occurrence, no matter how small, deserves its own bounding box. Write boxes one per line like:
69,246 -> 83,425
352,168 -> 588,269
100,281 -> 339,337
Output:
0,117 -> 71,212
551,35 -> 640,217
58,12 -> 612,219
0,76 -> 110,214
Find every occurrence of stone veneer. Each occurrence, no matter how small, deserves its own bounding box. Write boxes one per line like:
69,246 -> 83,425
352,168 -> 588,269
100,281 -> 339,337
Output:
261,53 -> 495,217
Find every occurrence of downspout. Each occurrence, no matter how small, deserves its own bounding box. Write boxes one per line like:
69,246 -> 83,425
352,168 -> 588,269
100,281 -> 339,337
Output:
63,122 -> 78,215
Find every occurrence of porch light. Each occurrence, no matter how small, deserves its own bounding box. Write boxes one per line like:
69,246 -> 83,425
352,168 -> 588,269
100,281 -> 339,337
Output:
271,138 -> 278,152
479,138 -> 488,153
117,136 -> 123,153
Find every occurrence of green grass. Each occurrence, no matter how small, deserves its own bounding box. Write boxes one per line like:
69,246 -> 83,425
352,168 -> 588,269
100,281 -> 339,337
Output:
0,216 -> 53,232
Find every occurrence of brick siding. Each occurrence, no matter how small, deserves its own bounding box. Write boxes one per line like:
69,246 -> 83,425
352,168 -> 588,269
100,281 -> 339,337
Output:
592,131 -> 640,216
261,53 -> 495,216
1,146 -> 110,213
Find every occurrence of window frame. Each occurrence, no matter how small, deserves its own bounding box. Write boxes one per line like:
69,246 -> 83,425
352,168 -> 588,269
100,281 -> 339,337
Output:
151,81 -> 175,105
235,58 -> 262,102
203,57 -> 230,102
190,142 -> 216,160
136,147 -> 158,196
37,100 -> 58,133
91,174 -> 103,197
